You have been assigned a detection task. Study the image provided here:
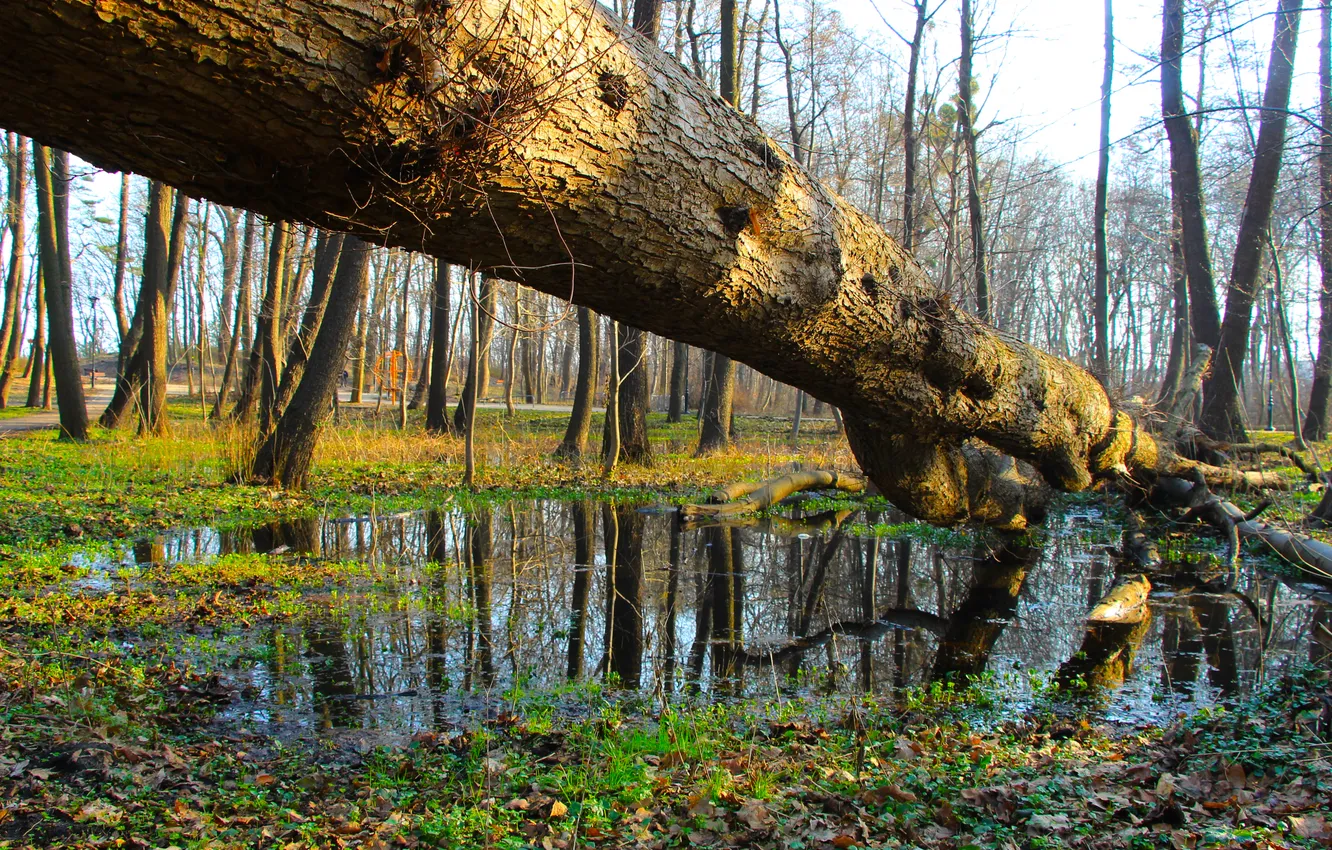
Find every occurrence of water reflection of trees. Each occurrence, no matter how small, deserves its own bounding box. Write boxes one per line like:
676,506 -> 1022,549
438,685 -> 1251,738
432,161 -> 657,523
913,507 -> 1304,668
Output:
135,500 -> 1328,732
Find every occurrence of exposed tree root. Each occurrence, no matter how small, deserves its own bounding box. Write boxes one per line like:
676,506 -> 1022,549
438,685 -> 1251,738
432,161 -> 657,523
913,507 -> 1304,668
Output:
1194,437 -> 1319,481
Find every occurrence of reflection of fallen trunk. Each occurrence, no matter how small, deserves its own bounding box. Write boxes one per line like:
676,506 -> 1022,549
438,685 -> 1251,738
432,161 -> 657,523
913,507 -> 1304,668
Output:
734,608 -> 947,668
930,544 -> 1039,680
1088,574 -> 1151,623
1056,575 -> 1152,693
681,509 -> 854,536
1121,511 -> 1161,570
682,470 -> 865,519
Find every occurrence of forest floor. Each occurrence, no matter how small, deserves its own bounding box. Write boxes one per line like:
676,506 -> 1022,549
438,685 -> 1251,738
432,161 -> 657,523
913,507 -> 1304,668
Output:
0,398 -> 1329,848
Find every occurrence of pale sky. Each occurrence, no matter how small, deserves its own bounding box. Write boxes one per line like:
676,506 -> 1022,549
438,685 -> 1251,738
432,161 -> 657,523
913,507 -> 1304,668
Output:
833,0 -> 1323,179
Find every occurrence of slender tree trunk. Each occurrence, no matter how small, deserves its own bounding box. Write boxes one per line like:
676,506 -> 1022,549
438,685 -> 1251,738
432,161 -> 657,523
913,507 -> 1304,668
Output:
1199,0 -> 1303,442
604,322 -> 652,463
409,317 -> 432,409
1305,0 -> 1332,441
603,319 -> 621,474
350,276 -> 368,404
102,181 -> 164,428
1158,199 -> 1189,407
216,207 -> 240,356
211,210 -> 254,419
667,339 -> 687,421
504,282 -> 519,415
1271,238 -> 1304,445
790,389 -> 804,444
24,268 -> 45,408
959,0 -> 988,322
453,273 -> 496,434
256,220 -> 290,435
0,133 -> 26,409
901,0 -> 928,251
425,259 -> 454,433
194,200 -> 212,412
1162,0 -> 1222,350
132,183 -> 175,434
111,172 -> 131,346
271,230 -> 344,421
1092,0 -> 1113,383
697,350 -> 735,455
251,236 -> 371,487
556,305 -> 598,459
463,274 -> 480,485
32,146 -> 88,439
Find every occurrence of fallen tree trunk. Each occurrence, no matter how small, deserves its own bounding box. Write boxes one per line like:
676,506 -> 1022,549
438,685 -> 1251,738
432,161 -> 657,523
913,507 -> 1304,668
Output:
0,0 -> 1253,526
683,469 -> 866,518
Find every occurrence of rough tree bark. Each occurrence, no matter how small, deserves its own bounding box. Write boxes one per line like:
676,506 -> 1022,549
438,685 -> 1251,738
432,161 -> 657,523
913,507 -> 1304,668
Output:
1198,0 -> 1302,442
0,0 -> 1234,527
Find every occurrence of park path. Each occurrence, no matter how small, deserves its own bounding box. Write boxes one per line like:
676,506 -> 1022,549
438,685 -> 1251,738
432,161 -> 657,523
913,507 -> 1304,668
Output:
0,388 -> 112,435
0,382 -> 192,436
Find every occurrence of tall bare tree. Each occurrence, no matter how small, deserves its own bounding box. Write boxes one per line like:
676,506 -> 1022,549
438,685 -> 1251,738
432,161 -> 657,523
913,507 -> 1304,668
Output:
1092,0 -> 1113,383
1198,0 -> 1302,441
425,259 -> 454,433
251,236 -> 370,487
1305,0 -> 1332,440
0,133 -> 25,408
31,145 -> 88,439
959,0 -> 988,321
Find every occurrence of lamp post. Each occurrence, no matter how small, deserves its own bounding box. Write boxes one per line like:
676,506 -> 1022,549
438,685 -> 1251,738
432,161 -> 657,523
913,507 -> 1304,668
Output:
89,296 -> 99,388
